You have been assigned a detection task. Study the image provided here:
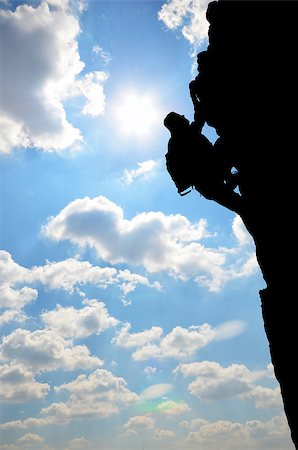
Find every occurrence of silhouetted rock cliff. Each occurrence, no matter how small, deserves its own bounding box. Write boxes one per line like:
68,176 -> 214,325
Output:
191,1 -> 297,446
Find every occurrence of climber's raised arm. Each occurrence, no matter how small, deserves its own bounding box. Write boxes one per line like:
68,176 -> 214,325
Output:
189,80 -> 205,133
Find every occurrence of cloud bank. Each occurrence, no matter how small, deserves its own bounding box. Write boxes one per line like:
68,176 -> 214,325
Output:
113,320 -> 245,361
174,360 -> 283,408
158,0 -> 210,46
0,0 -> 108,153
43,195 -> 258,292
0,250 -> 161,325
184,415 -> 292,450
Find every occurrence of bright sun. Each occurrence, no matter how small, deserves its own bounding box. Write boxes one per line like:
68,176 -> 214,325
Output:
114,92 -> 161,138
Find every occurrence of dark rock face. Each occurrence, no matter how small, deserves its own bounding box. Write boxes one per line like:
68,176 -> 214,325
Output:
194,1 -> 298,446
167,1 -> 297,446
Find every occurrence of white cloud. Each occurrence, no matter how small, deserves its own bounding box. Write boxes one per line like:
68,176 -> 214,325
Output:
186,363 -> 253,400
112,323 -> 163,348
133,324 -> 216,361
175,361 -> 253,399
42,299 -> 118,339
240,386 -> 283,409
47,369 -> 138,420
0,416 -> 57,430
158,0 -> 210,45
157,400 -> 191,416
0,284 -> 38,310
0,250 -> 30,287
0,362 -> 49,402
73,71 -> 108,117
114,320 -> 244,361
180,417 -> 208,429
116,269 -> 161,299
0,1 -> 108,153
0,310 -> 27,327
30,257 -> 118,292
124,414 -> 155,431
0,251 -> 161,318
63,437 -> 91,450
158,324 -> 216,359
42,196 -> 258,292
31,258 -> 161,300
0,369 -> 138,430
0,328 -> 103,372
16,433 -> 44,444
195,251 -> 258,292
92,45 -> 111,64
232,216 -> 254,246
123,414 -> 175,441
121,160 -> 157,185
154,428 -> 175,438
174,361 -> 283,408
185,415 -> 293,450
0,251 -> 38,324
140,384 -> 173,400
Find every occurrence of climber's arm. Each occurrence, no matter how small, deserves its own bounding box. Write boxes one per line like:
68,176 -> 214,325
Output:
189,80 -> 205,133
194,182 -> 246,216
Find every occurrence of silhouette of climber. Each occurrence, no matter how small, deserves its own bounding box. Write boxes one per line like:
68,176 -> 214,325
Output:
164,83 -> 245,215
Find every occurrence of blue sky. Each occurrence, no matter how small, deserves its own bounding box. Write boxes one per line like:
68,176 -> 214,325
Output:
0,1 -> 294,449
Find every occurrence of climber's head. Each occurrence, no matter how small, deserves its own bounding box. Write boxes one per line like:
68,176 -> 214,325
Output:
164,112 -> 190,134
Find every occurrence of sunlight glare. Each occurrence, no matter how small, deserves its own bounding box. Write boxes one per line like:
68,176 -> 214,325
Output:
114,92 -> 161,138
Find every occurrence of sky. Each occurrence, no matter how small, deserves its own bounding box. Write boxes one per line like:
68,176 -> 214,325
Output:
0,1 -> 295,449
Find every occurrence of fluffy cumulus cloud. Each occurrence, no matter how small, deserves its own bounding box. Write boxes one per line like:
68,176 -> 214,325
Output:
113,320 -> 244,361
0,251 -> 38,317
154,428 -> 175,438
124,414 -> 155,431
0,283 -> 37,311
41,299 -> 118,339
158,0 -> 210,45
0,328 -> 103,372
0,369 -> 138,430
43,196 -> 258,292
0,250 -> 160,297
240,386 -> 283,409
0,250 -> 161,325
0,250 -> 29,285
0,416 -> 57,431
46,369 -> 139,421
123,414 -> 175,440
174,360 -> 283,409
0,309 -> 27,327
73,71 -> 108,117
121,160 -> 158,185
112,322 -> 163,349
184,415 -> 293,450
232,215 -> 254,246
0,362 -> 49,403
16,433 -> 44,444
0,0 -> 108,153
30,257 -> 118,293
176,361 -> 253,400
132,324 -> 216,361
